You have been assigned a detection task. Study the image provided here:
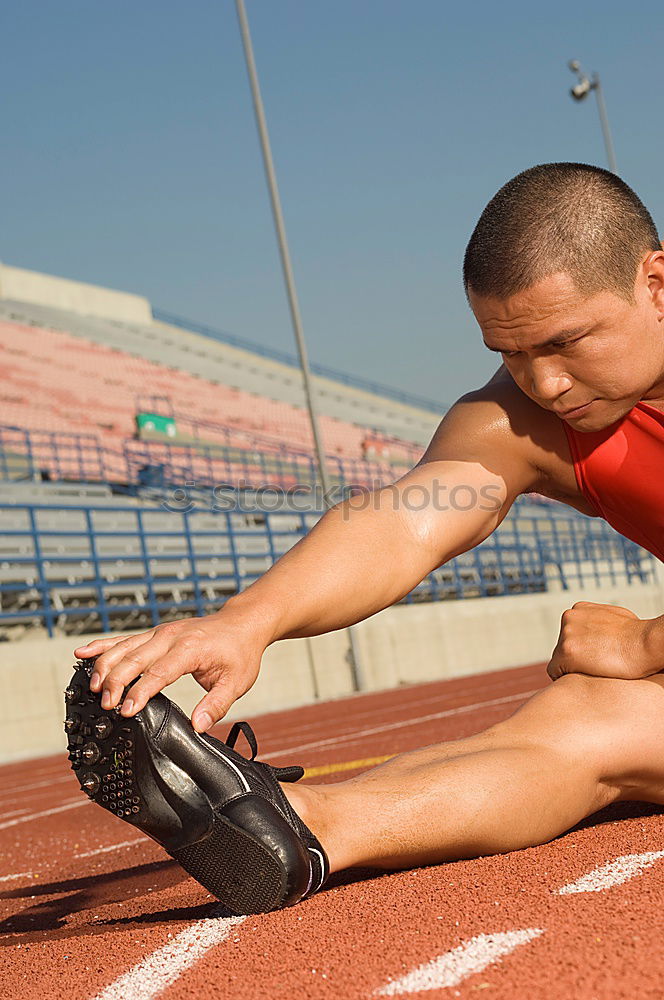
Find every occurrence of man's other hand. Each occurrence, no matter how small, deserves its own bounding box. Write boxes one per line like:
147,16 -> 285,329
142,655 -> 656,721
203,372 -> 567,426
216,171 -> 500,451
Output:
547,601 -> 663,682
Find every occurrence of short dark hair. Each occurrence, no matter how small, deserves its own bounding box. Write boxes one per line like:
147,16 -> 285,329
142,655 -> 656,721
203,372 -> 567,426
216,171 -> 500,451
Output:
463,162 -> 661,303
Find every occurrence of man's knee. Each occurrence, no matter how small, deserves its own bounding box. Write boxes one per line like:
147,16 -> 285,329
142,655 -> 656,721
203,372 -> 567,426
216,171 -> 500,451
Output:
544,672 -> 664,791
512,672 -> 654,754
555,670 -> 664,724
535,673 -> 618,754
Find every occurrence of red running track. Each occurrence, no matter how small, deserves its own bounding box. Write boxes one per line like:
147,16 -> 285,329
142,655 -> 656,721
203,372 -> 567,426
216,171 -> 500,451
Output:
1,662 -> 664,999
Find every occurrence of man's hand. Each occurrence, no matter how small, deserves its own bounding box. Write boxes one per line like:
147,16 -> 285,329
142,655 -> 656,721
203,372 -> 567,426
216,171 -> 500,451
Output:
547,601 -> 663,682
73,604 -> 269,732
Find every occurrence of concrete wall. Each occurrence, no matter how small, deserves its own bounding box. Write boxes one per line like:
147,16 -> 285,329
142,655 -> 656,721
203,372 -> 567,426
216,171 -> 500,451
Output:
2,572 -> 662,763
0,262 -> 152,325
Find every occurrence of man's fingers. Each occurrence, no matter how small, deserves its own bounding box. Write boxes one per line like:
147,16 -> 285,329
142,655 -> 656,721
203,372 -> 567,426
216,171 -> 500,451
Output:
192,684 -> 237,733
74,635 -> 132,659
571,600 -> 635,619
90,633 -> 155,689
120,660 -> 181,716
547,654 -> 564,681
96,636 -> 169,707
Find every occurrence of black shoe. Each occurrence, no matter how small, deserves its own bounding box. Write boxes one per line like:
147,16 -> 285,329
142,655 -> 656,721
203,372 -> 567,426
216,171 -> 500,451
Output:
64,657 -> 329,914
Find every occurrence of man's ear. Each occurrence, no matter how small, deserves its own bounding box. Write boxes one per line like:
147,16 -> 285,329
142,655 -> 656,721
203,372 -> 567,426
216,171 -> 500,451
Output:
643,250 -> 664,319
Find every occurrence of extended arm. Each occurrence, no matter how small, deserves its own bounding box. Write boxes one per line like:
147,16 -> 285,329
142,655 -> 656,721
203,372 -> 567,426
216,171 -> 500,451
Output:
75,390 -> 540,729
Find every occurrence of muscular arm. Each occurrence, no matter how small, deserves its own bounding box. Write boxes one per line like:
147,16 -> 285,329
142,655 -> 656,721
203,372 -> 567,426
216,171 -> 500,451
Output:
228,390 -> 541,642
235,460 -> 504,642
77,385 -> 543,728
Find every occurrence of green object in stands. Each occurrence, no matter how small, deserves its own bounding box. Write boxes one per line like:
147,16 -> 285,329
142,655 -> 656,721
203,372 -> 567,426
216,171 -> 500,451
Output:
136,412 -> 177,438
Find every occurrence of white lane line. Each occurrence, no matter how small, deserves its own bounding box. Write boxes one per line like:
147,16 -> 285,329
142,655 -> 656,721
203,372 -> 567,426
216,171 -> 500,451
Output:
375,928 -> 545,995
0,775 -> 72,803
557,851 -> 664,894
0,764 -> 71,791
0,799 -> 86,831
255,676 -> 519,748
263,690 -> 540,760
92,912 -> 247,1000
0,870 -> 34,883
75,837 -> 147,860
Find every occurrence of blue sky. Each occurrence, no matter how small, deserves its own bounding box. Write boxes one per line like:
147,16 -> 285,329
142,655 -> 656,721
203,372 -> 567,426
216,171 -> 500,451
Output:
1,0 -> 662,406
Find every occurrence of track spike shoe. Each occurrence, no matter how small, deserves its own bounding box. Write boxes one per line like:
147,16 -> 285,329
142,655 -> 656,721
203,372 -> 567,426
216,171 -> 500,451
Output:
65,657 -> 329,914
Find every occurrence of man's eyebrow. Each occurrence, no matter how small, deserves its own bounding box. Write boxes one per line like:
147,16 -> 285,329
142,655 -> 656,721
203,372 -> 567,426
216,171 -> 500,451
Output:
483,327 -> 587,353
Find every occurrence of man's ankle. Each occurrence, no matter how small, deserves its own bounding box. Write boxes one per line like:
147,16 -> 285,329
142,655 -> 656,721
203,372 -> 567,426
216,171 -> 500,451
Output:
280,782 -> 341,870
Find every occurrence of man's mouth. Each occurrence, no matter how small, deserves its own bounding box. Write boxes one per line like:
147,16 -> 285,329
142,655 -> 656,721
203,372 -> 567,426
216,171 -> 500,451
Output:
555,399 -> 597,419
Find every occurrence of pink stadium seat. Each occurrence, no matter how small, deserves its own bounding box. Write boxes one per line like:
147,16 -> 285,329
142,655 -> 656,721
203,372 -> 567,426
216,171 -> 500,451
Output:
0,319 -> 417,483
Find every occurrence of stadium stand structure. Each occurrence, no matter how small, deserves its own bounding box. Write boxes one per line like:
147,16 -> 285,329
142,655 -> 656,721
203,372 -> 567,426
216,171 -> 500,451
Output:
0,264 -> 656,641
0,481 -> 655,639
0,299 -> 438,445
0,298 -> 430,491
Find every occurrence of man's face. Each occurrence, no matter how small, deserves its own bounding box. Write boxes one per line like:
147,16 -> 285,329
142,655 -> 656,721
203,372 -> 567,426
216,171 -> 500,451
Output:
469,256 -> 664,432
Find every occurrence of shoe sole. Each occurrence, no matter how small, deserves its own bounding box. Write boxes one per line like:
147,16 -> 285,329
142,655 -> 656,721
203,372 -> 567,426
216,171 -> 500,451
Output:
65,660 -> 287,914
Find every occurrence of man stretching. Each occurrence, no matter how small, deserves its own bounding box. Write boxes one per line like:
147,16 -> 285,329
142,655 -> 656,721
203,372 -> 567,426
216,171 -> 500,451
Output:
66,163 -> 664,915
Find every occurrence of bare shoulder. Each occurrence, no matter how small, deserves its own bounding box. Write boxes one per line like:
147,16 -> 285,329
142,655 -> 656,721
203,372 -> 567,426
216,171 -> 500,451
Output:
421,367 -> 593,514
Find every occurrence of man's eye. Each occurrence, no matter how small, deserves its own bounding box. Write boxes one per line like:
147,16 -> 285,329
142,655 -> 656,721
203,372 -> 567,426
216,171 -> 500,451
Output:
553,336 -> 585,351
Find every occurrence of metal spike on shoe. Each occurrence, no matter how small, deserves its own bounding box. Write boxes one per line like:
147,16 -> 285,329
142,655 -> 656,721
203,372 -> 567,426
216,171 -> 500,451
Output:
81,742 -> 101,764
81,773 -> 100,796
94,718 -> 113,740
65,684 -> 81,704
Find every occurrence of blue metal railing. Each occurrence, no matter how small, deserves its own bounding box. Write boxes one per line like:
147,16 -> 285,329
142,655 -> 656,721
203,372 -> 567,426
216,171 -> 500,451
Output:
0,425 -> 407,493
153,308 -> 446,415
125,438 -> 403,493
0,499 -> 655,637
0,426 -> 109,483
133,397 -> 424,467
124,438 -> 320,491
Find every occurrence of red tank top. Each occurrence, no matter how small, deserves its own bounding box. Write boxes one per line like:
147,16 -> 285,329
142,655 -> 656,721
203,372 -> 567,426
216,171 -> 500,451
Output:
562,401 -> 664,561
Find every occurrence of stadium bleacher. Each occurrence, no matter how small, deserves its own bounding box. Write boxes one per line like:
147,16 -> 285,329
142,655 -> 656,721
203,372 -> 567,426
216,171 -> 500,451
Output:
0,299 -> 439,447
0,306 -> 426,490
0,481 -> 655,639
0,265 -> 657,642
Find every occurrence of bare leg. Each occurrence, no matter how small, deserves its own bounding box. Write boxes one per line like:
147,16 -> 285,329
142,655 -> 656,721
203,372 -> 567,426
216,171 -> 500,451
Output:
283,672 -> 664,874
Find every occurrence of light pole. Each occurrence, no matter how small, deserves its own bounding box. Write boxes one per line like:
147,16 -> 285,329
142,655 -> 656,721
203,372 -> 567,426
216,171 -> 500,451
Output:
567,60 -> 618,174
234,0 -> 364,690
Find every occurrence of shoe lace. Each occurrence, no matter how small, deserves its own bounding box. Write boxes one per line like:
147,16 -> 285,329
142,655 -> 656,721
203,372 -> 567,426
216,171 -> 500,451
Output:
225,720 -> 304,783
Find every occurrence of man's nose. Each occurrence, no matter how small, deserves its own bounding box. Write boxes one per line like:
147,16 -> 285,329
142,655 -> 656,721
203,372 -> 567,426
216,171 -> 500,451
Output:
529,358 -> 572,401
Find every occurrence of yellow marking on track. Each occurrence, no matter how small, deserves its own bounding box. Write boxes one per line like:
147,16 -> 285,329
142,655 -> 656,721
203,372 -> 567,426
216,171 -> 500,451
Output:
303,753 -> 396,778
